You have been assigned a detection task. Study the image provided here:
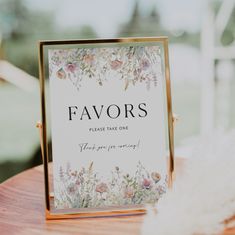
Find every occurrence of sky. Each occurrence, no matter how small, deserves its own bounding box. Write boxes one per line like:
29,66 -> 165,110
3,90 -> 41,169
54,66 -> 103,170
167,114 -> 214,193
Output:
25,0 -> 208,36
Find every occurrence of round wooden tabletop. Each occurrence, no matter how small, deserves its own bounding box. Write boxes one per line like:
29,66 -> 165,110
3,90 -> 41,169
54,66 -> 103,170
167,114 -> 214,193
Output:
0,161 -> 234,235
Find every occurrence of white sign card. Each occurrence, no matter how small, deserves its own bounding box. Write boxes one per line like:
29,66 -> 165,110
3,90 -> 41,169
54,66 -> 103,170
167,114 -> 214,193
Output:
39,38 -> 174,218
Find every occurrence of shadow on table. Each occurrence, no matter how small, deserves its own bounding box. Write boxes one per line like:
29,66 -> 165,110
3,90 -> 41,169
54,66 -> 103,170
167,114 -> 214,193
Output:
0,149 -> 42,183
0,142 -> 52,183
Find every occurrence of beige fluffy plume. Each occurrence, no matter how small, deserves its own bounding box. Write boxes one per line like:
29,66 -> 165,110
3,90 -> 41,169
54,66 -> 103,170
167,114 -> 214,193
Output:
142,130 -> 235,235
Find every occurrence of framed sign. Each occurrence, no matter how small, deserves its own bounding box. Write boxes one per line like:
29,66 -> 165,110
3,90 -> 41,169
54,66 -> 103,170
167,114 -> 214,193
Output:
38,37 -> 174,219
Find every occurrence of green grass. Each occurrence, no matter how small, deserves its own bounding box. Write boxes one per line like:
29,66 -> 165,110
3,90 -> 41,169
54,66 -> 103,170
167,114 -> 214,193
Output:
0,83 -> 40,162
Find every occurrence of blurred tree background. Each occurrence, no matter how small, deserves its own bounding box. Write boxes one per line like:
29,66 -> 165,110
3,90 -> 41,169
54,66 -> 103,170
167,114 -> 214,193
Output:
0,0 -> 234,182
0,0 -> 203,78
0,0 -> 97,77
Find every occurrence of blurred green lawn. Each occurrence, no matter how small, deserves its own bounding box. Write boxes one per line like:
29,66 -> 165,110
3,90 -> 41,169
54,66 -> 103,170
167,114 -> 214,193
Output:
0,84 -> 39,161
0,83 -> 40,182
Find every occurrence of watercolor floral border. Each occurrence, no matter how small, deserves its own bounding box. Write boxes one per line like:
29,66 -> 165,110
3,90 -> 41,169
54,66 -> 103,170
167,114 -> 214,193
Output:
54,161 -> 167,209
48,46 -> 162,91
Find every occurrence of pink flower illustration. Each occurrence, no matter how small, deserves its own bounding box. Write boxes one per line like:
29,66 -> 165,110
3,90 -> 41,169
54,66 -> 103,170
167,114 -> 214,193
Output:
84,54 -> 95,65
51,46 -> 160,91
66,62 -> 77,73
56,162 -> 167,209
95,182 -> 108,193
124,187 -> 134,199
110,59 -> 123,70
142,178 -> 152,189
67,183 -> 76,194
56,68 -> 66,79
151,172 -> 161,183
141,58 -> 150,70
157,185 -> 166,194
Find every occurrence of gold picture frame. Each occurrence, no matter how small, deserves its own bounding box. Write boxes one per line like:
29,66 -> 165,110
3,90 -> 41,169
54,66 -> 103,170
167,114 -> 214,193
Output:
37,37 -> 174,219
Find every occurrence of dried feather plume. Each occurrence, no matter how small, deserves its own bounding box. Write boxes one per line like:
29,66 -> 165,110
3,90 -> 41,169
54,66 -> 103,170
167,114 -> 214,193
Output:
142,130 -> 235,235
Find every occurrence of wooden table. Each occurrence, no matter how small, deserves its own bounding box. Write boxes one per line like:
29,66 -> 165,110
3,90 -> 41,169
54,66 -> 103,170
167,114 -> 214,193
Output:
0,160 -> 234,235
